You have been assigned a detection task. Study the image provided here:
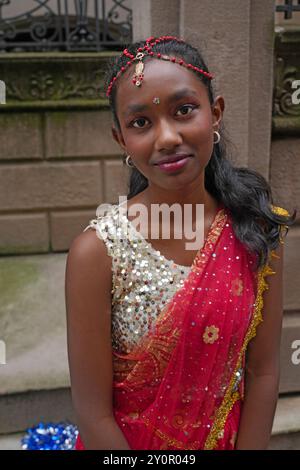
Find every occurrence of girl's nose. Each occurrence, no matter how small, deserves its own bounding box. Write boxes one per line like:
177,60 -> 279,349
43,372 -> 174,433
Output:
154,120 -> 183,151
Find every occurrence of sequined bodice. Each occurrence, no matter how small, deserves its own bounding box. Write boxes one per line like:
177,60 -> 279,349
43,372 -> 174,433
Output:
83,204 -> 191,354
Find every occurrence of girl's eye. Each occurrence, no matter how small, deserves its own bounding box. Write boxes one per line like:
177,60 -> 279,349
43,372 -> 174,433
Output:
176,104 -> 196,116
132,117 -> 149,128
131,104 -> 197,128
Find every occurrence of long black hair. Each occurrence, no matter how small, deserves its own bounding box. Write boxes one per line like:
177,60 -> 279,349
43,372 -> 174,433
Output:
104,37 -> 297,271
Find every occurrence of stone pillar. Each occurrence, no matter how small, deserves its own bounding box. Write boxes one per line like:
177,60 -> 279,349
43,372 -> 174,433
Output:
248,0 -> 275,178
132,0 -> 180,42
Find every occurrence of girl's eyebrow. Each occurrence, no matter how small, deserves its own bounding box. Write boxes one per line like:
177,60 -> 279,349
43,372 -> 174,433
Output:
123,87 -> 198,117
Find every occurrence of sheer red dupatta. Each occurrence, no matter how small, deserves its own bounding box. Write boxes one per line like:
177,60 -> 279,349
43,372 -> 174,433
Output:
75,205 -> 276,450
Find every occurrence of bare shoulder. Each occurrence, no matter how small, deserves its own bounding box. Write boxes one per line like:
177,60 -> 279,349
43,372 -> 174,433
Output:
67,226 -> 112,274
68,226 -> 110,261
65,227 -> 113,309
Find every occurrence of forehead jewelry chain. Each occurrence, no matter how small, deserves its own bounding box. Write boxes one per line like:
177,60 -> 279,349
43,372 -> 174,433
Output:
133,52 -> 145,87
106,36 -> 214,97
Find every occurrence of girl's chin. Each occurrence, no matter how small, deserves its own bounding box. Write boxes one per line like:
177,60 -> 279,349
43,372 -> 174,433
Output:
153,173 -> 202,191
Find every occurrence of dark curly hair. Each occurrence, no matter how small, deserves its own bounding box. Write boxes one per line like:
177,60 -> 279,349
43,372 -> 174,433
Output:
104,37 -> 297,271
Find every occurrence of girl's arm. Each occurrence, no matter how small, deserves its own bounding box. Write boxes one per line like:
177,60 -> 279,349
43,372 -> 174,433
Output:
235,242 -> 284,450
65,229 -> 130,450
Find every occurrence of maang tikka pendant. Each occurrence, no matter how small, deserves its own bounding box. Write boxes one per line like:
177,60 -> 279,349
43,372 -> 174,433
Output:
132,52 -> 145,87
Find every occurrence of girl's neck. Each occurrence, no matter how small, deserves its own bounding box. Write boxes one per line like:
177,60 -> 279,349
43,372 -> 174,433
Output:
140,183 -> 218,215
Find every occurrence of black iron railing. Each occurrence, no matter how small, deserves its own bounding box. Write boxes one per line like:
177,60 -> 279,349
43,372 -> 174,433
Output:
276,0 -> 300,20
0,0 -> 132,52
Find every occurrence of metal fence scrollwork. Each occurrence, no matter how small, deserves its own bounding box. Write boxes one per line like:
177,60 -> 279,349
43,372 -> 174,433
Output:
0,0 -> 132,52
276,0 -> 300,20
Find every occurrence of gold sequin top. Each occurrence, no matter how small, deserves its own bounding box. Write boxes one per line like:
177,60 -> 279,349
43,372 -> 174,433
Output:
83,204 -> 191,354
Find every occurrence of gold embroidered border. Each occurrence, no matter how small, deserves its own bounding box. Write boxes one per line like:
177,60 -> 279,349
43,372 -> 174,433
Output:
270,205 -> 291,245
270,205 -> 290,217
140,416 -> 200,450
203,252 -> 277,450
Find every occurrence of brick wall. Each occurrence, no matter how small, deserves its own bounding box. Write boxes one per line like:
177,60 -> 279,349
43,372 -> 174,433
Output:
0,53 -> 130,254
0,109 -> 130,254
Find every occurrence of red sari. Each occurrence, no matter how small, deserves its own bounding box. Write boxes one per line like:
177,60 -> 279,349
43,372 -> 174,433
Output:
75,205 -> 276,450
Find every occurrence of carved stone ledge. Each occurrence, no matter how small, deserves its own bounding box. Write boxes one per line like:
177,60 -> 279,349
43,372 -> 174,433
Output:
0,52 -> 118,110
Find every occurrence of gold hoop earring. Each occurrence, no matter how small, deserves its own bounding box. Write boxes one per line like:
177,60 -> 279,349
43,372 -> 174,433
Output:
125,154 -> 135,167
213,130 -> 221,144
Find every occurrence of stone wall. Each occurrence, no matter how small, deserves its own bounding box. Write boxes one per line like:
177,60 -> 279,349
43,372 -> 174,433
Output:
0,52 -> 130,255
271,26 -> 300,395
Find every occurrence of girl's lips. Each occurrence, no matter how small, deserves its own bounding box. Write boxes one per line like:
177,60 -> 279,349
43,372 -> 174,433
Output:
155,156 -> 192,173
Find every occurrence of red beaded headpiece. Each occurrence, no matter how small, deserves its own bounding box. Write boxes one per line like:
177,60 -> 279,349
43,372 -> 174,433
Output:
106,35 -> 214,97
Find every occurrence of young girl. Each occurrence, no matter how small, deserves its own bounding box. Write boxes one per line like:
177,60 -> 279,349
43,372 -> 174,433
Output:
65,35 -> 296,450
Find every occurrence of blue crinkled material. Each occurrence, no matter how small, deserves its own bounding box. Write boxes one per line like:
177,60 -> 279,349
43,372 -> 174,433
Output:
21,422 -> 79,450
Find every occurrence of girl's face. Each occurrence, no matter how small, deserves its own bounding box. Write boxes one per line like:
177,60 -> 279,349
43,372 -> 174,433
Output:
112,58 -> 224,192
